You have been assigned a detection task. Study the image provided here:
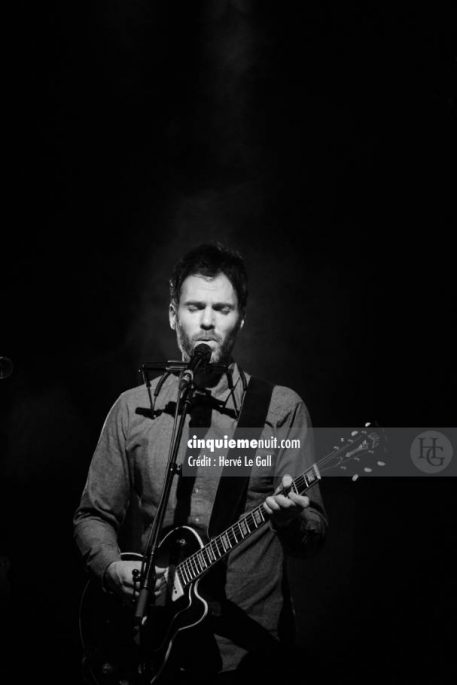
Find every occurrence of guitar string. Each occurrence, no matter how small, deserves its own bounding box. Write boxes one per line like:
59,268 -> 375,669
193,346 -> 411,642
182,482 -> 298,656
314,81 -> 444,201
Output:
177,431 -> 377,587
178,466 -> 327,586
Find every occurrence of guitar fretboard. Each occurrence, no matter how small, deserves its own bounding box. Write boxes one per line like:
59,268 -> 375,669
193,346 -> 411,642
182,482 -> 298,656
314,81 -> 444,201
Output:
176,463 -> 321,587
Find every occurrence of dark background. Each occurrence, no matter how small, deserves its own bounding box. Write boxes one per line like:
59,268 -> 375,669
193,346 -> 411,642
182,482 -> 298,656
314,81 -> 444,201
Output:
1,1 -> 456,683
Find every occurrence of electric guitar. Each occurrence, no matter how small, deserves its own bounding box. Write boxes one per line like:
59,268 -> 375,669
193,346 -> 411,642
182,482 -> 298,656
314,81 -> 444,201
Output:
79,425 -> 383,685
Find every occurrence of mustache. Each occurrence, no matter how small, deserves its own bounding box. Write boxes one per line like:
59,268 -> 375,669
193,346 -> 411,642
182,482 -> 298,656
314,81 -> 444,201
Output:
193,334 -> 221,343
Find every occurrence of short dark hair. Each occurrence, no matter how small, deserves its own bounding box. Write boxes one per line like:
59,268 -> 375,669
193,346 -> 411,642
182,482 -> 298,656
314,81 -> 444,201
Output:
169,243 -> 248,312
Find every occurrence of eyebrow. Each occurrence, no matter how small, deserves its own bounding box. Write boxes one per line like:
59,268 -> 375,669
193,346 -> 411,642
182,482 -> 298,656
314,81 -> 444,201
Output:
183,299 -> 235,309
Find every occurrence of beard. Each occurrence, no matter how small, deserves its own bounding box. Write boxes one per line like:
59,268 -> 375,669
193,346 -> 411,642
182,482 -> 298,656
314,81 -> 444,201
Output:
175,319 -> 241,365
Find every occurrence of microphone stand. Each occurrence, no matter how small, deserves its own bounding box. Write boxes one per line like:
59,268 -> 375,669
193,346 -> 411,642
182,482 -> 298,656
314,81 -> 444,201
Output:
133,366 -> 193,636
133,357 -> 227,640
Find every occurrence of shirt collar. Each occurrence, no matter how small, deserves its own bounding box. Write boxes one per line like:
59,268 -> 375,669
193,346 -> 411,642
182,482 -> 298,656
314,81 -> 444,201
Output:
164,360 -> 245,410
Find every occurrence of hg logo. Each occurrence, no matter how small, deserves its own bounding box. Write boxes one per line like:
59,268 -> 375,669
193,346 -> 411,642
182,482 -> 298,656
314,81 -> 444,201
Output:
411,431 -> 453,474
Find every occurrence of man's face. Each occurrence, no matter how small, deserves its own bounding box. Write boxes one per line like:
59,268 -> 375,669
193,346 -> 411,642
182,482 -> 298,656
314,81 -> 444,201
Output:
169,272 -> 244,364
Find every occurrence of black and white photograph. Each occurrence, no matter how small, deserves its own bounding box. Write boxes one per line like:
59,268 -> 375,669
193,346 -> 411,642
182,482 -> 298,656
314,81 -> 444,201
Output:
1,2 -> 456,684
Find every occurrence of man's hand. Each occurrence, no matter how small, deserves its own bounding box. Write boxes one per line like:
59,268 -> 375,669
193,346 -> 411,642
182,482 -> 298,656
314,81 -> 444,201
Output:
104,560 -> 167,601
263,474 -> 310,528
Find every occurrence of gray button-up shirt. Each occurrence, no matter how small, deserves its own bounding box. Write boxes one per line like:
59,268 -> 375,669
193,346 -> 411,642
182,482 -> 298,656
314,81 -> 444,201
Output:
74,364 -> 327,672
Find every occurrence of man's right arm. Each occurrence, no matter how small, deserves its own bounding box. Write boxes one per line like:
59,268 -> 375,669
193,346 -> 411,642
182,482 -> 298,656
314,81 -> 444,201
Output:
73,394 -> 131,582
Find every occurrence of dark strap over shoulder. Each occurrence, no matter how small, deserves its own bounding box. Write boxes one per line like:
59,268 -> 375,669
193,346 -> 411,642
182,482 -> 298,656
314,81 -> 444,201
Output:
208,376 -> 274,538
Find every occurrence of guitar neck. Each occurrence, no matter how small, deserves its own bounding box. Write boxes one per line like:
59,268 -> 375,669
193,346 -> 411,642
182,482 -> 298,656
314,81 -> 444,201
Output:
176,463 -> 321,588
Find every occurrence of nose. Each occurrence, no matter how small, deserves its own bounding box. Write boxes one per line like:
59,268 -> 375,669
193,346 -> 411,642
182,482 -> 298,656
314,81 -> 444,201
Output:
200,306 -> 215,330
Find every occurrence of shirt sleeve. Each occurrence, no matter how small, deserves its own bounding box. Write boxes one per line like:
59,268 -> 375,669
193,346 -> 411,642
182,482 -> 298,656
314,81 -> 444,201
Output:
270,389 -> 328,558
73,394 -> 131,580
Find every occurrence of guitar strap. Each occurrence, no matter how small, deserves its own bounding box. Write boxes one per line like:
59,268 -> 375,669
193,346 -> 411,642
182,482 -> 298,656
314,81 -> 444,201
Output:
208,375 -> 274,538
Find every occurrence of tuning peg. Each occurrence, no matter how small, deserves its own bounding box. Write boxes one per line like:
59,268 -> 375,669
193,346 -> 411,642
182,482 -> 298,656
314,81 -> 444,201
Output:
363,467 -> 372,473
350,431 -> 358,436
365,422 -> 371,427
352,474 -> 359,481
377,461 -> 386,467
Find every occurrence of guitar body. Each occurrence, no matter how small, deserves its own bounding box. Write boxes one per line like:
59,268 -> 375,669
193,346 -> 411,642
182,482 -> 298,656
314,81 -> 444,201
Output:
79,526 -> 208,685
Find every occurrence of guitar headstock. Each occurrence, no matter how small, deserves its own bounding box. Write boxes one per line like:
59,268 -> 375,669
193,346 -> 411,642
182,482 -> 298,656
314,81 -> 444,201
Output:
317,423 -> 386,480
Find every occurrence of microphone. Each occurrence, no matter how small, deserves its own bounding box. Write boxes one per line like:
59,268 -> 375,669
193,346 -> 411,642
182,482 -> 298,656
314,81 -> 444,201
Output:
179,343 -> 212,389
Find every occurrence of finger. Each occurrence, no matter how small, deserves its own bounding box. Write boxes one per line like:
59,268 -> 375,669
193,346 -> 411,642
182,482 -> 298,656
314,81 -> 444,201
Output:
120,583 -> 135,599
263,499 -> 279,516
282,474 -> 293,488
289,492 -> 309,508
288,493 -> 310,508
265,496 -> 280,511
273,494 -> 294,508
154,574 -> 166,591
274,474 -> 293,495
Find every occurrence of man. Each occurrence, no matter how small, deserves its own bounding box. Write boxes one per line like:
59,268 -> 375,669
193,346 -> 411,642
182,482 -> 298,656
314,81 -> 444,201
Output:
74,243 -> 327,683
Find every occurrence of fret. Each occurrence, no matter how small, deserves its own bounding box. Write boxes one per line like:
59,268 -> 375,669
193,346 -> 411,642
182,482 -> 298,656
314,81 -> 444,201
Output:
189,557 -> 198,578
253,508 -> 264,526
195,552 -> 202,571
180,564 -> 190,585
221,533 -> 229,552
295,475 -> 305,493
206,544 -> 215,563
210,540 -> 219,560
190,558 -> 198,578
304,464 -> 320,487
195,553 -> 204,572
186,557 -> 195,577
186,563 -> 194,582
215,536 -> 223,556
240,518 -> 248,537
180,560 -> 190,582
291,479 -> 299,494
232,526 -> 239,544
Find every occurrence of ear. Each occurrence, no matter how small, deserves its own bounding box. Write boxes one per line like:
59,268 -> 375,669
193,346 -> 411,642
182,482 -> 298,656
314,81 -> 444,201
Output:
169,302 -> 177,331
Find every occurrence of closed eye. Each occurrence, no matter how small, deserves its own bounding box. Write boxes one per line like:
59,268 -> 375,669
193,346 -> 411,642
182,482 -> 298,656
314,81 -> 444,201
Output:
213,305 -> 234,314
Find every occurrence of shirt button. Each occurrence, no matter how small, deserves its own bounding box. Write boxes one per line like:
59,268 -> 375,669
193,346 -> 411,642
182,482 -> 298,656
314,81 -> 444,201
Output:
195,517 -> 200,523
195,488 -> 199,494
